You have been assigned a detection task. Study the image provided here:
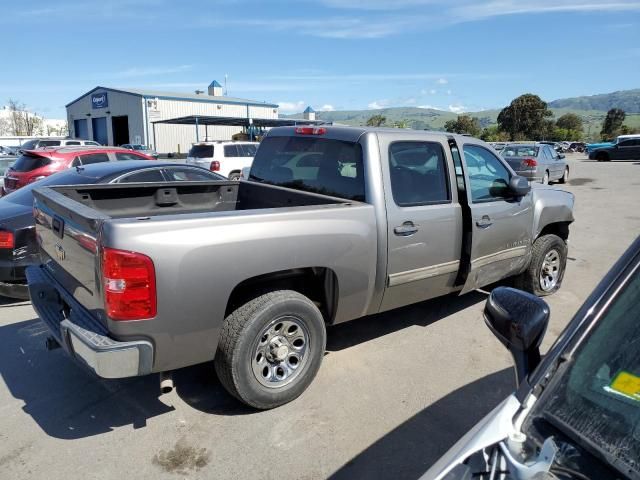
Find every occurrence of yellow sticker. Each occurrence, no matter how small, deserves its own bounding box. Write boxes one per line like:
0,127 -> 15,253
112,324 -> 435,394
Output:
610,371 -> 640,401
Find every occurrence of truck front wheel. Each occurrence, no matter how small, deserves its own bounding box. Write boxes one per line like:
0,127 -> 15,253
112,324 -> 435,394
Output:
214,290 -> 326,409
515,234 -> 567,296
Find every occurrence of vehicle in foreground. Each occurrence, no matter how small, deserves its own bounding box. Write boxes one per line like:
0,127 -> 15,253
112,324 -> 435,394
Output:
501,143 -> 568,184
186,140 -> 259,179
0,161 -> 222,299
589,136 -> 640,162
18,138 -> 100,152
120,143 -> 159,159
28,126 -> 574,409
3,146 -> 153,194
422,235 -> 640,480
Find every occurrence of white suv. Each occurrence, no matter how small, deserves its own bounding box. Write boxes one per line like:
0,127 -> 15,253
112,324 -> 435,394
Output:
186,141 -> 259,180
19,138 -> 101,152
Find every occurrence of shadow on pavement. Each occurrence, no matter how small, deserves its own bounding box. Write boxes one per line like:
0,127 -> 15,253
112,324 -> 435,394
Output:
0,318 -> 175,439
327,291 -> 487,352
329,368 -> 514,480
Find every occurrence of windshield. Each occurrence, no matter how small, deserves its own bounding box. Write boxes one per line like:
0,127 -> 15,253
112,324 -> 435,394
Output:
249,135 -> 365,202
502,146 -> 539,157
1,170 -> 100,207
527,265 -> 640,475
188,145 -> 214,158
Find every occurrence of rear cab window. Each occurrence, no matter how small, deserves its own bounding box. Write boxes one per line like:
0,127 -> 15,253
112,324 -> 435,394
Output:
224,145 -> 240,157
249,135 -> 365,202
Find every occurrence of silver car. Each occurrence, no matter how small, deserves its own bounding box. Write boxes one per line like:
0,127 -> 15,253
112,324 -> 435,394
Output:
501,143 -> 568,184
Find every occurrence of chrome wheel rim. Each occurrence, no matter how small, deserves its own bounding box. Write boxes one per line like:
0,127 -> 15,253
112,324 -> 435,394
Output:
251,316 -> 310,388
542,172 -> 549,184
563,168 -> 569,181
540,249 -> 560,292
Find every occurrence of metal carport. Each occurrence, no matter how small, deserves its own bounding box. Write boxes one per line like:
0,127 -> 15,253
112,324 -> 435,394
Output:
151,115 -> 328,143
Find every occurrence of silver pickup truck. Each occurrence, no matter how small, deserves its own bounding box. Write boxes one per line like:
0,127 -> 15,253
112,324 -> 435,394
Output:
27,126 -> 574,409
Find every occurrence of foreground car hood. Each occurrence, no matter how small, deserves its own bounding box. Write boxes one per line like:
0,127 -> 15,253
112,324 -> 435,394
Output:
420,395 -> 521,480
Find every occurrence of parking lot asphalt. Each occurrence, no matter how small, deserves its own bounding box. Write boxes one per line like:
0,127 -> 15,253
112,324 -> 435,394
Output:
1,153 -> 638,480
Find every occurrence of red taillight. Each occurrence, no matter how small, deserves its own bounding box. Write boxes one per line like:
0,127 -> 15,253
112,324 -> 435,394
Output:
0,231 -> 14,249
294,126 -> 326,135
210,161 -> 220,171
101,247 -> 156,321
522,158 -> 537,167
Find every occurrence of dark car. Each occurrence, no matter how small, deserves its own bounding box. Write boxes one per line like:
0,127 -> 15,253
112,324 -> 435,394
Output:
423,235 -> 640,479
589,137 -> 640,161
0,161 -> 223,298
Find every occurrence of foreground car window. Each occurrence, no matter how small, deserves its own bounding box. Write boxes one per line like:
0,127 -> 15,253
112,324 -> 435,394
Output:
529,267 -> 640,475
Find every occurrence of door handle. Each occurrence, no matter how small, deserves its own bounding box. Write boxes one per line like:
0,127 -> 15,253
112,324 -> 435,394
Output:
475,215 -> 492,229
394,222 -> 419,236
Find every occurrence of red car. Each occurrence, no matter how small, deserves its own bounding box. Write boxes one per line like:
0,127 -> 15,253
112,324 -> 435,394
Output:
3,146 -> 155,195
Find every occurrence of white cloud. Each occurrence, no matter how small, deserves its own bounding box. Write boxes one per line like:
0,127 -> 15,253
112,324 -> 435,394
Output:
277,100 -> 306,113
448,104 -> 467,114
368,101 -> 388,109
318,0 -> 443,10
429,89 -> 437,94
436,78 -> 448,85
114,65 -> 192,78
446,89 -> 453,95
319,104 -> 336,111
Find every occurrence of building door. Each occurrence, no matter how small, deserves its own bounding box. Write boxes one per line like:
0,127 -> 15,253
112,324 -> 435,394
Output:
112,116 -> 129,146
91,117 -> 108,146
74,119 -> 89,139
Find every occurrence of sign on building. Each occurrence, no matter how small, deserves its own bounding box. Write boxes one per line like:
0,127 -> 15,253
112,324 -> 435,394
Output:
91,92 -> 108,109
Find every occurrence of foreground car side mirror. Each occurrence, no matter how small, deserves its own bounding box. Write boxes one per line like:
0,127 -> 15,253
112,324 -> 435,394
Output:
484,287 -> 550,386
509,175 -> 531,197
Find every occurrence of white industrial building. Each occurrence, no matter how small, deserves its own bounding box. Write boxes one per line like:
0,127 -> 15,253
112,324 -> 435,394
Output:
65,81 -> 279,154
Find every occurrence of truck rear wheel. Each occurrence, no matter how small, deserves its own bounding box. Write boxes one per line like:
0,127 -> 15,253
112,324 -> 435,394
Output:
214,290 -> 326,409
514,234 -> 567,296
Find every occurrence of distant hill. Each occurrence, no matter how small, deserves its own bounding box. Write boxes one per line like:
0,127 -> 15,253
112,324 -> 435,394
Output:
549,89 -> 640,113
284,89 -> 640,139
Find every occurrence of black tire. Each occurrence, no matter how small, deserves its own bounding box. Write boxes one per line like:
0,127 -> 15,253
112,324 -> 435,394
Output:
214,290 -> 326,409
558,167 -> 569,184
228,172 -> 241,181
514,234 -> 567,296
542,171 -> 549,185
596,152 -> 609,162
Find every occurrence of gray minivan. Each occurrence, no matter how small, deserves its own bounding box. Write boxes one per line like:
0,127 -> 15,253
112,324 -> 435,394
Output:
501,143 -> 569,184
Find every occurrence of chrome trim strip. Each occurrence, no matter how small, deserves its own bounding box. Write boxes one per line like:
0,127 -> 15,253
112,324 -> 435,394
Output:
388,260 -> 460,287
471,245 -> 529,269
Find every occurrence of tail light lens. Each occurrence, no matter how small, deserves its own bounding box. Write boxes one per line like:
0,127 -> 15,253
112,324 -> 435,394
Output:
0,231 -> 14,249
522,158 -> 537,167
210,161 -> 220,171
295,126 -> 326,135
102,247 -> 156,321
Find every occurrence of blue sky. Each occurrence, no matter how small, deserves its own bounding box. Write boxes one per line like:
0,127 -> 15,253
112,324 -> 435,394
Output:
3,0 -> 640,118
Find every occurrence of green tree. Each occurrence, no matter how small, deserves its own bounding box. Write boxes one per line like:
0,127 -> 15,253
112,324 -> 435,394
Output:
497,94 -> 553,140
366,115 -> 386,127
556,113 -> 583,133
480,126 -> 510,142
394,119 -> 410,129
444,115 -> 481,137
600,108 -> 626,139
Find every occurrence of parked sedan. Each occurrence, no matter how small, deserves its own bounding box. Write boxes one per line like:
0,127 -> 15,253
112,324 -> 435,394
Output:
501,143 -> 568,184
121,143 -> 159,159
0,161 -> 223,299
423,235 -> 640,480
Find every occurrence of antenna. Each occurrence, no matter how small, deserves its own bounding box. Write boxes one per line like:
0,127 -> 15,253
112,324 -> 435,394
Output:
224,74 -> 228,96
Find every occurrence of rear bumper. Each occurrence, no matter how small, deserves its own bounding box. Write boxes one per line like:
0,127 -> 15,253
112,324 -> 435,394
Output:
26,265 -> 154,378
512,170 -> 541,182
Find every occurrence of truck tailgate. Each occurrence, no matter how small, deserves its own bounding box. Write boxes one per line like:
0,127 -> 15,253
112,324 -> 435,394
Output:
33,187 -> 108,322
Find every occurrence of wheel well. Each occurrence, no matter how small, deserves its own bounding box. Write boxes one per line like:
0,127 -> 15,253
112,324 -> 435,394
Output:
538,221 -> 570,242
225,267 -> 339,324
